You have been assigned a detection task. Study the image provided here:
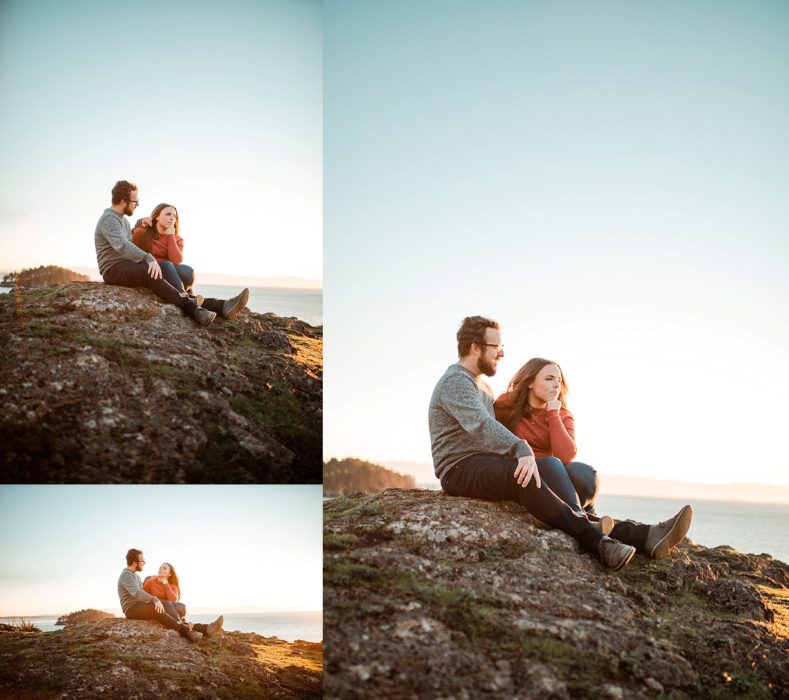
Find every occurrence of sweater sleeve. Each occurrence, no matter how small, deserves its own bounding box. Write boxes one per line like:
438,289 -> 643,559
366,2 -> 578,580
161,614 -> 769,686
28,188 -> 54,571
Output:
166,235 -> 184,265
120,571 -> 157,604
99,214 -> 154,264
546,409 -> 577,463
169,584 -> 180,602
440,374 -> 532,458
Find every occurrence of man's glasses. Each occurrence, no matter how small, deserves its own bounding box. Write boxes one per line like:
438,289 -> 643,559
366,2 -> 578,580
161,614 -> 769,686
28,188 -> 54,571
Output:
480,343 -> 504,352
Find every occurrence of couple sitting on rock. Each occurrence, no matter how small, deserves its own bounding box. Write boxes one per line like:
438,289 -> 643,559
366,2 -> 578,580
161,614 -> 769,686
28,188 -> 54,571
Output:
94,180 -> 250,327
429,315 -> 693,571
117,548 -> 223,643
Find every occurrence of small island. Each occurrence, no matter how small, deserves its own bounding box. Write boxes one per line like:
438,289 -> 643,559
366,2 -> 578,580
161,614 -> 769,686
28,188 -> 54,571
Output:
1,265 -> 89,288
56,609 -> 115,626
324,457 -> 416,496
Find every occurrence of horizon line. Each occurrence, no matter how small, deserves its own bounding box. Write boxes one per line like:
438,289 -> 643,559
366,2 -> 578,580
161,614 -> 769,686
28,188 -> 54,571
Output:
0,267 -> 323,290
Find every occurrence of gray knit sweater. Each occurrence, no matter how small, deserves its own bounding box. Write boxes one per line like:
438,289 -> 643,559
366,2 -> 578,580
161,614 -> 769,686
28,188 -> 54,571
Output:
429,363 -> 532,480
117,568 -> 157,615
95,208 -> 154,276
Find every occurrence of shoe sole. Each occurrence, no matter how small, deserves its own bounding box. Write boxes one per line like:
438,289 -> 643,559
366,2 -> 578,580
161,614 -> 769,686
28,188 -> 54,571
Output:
649,505 -> 693,560
223,289 -> 250,320
599,515 -> 615,536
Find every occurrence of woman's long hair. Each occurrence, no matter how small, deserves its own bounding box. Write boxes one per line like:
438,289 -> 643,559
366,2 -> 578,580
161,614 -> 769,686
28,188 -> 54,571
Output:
136,203 -> 179,252
163,562 -> 180,600
504,358 -> 569,432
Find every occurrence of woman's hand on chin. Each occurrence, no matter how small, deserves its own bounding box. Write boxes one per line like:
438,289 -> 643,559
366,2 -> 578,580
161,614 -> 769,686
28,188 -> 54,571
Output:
546,399 -> 562,412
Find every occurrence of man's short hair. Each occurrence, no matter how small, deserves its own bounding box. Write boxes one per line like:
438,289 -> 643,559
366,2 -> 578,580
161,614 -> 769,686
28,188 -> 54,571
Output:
126,548 -> 143,566
111,180 -> 138,205
457,316 -> 499,357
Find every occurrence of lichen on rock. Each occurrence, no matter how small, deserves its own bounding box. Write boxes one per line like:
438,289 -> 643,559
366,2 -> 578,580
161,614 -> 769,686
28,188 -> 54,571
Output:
0,282 -> 322,483
0,618 -> 322,698
324,489 -> 789,699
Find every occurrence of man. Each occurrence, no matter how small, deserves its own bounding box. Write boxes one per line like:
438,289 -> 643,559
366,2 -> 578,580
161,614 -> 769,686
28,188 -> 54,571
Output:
429,316 -> 692,570
118,548 -> 223,642
95,181 -> 248,326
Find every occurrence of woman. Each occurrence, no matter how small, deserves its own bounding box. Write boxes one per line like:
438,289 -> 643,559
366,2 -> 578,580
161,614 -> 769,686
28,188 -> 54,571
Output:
143,562 -> 185,622
132,203 -> 250,320
494,358 -> 603,521
495,358 -> 693,560
143,562 -> 225,637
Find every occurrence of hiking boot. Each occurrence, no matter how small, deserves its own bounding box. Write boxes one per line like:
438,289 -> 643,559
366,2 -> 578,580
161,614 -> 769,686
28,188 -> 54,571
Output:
193,307 -> 217,326
188,294 -> 204,307
193,614 -> 223,638
645,505 -> 693,560
591,515 -> 615,536
221,288 -> 250,319
180,626 -> 202,643
203,614 -> 223,638
597,536 -> 636,571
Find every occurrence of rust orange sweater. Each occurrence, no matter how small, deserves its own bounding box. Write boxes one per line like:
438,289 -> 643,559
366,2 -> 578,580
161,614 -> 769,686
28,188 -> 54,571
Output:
131,223 -> 185,265
494,391 -> 577,463
143,577 -> 180,602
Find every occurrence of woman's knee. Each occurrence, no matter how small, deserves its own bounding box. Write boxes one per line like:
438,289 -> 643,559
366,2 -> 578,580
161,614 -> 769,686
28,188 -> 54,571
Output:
565,462 -> 599,505
536,456 -> 565,477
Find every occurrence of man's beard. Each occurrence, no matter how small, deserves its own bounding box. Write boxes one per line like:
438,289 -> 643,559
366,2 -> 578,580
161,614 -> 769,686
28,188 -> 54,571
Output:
124,203 -> 136,216
477,355 -> 497,377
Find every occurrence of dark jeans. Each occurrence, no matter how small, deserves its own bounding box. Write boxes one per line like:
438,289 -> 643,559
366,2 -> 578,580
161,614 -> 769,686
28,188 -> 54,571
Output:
158,261 -> 224,314
102,260 -> 196,317
161,601 -> 187,621
441,453 -> 602,553
536,456 -> 649,553
158,262 -> 195,293
125,601 -> 189,637
536,457 -> 598,515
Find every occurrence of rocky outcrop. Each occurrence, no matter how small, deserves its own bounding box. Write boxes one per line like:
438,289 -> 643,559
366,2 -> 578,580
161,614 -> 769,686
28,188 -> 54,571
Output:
56,609 -> 116,626
0,618 -> 321,699
0,282 -> 322,483
324,489 -> 789,699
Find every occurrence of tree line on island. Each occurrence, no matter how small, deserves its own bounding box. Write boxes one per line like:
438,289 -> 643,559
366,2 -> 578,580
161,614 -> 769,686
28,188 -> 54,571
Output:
1,265 -> 88,288
324,457 -> 415,496
0,609 -> 115,634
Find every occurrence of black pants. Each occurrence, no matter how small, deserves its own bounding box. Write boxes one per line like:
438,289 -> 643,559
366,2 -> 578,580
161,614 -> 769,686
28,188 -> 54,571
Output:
103,260 -> 197,317
441,453 -> 602,553
535,456 -> 650,553
125,601 -> 189,637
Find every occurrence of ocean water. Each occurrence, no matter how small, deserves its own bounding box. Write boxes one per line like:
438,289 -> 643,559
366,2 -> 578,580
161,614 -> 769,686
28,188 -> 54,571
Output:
595,494 -> 789,565
0,285 -> 322,326
0,611 -> 322,642
194,284 -> 322,326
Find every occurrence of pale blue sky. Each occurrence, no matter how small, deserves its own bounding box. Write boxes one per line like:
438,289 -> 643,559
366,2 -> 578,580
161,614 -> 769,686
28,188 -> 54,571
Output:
0,486 -> 323,616
0,0 -> 321,281
325,1 -> 789,490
